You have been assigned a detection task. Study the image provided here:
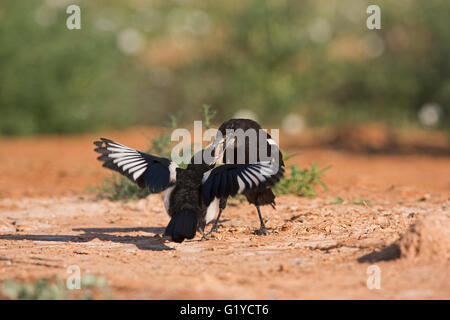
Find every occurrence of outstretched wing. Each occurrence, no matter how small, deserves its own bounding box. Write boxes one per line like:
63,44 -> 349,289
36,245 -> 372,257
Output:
94,138 -> 177,193
201,161 -> 284,206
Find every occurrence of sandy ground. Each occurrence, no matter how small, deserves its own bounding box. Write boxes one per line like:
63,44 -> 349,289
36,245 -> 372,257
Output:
0,127 -> 449,299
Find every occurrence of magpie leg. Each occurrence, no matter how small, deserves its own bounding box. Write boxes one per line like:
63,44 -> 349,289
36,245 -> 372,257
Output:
255,206 -> 269,235
208,209 -> 223,234
198,228 -> 211,241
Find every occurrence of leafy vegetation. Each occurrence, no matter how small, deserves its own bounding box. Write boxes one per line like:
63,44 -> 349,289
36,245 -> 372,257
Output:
351,198 -> 373,207
331,197 -> 344,204
90,174 -> 151,201
1,275 -> 110,300
1,1 -> 449,135
273,162 -> 330,197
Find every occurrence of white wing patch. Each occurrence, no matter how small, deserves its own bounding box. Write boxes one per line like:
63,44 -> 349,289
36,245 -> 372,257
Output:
202,161 -> 279,198
168,162 -> 178,183
202,169 -> 212,184
205,197 -> 219,224
133,167 -> 147,181
236,176 -> 245,193
105,144 -> 148,181
163,185 -> 175,216
241,171 -> 255,188
122,160 -> 146,171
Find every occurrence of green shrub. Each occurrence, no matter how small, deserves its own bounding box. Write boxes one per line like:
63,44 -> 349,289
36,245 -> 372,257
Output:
1,1 -> 449,135
273,162 -> 330,197
1,275 -> 110,300
0,0 -> 139,135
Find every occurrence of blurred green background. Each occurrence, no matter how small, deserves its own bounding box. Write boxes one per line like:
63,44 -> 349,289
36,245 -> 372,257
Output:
0,0 -> 448,135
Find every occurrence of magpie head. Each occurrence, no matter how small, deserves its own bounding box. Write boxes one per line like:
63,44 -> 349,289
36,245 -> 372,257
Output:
206,131 -> 236,165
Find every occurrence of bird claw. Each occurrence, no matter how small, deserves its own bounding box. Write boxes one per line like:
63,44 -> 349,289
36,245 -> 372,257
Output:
209,225 -> 220,234
201,234 -> 211,241
255,227 -> 269,236
199,230 -> 211,240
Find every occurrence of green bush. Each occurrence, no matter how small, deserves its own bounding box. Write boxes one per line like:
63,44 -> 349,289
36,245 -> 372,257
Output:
0,1 -> 139,135
1,0 -> 449,134
273,162 -> 330,197
1,275 -> 110,300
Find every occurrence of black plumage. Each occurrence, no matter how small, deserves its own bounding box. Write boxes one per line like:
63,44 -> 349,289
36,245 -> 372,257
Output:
208,118 -> 285,235
93,138 -> 173,192
93,135 -> 282,242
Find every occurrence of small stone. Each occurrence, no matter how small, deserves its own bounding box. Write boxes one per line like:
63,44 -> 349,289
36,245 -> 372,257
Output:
281,222 -> 293,231
73,249 -> 89,255
377,216 -> 389,228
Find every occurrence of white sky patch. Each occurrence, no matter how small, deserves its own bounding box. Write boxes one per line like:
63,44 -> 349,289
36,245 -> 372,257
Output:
117,28 -> 145,56
307,18 -> 332,44
418,103 -> 441,127
282,113 -> 305,135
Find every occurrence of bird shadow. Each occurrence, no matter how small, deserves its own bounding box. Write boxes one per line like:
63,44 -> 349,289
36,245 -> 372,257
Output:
357,243 -> 401,263
0,226 -> 173,251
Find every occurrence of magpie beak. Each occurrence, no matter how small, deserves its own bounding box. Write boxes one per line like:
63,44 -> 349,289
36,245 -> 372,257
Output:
207,131 -> 236,164
94,123 -> 284,243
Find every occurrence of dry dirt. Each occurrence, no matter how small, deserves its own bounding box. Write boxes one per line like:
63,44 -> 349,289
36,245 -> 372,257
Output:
0,127 -> 449,299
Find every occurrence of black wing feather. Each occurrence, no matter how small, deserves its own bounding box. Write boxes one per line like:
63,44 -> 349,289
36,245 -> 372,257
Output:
202,177 -> 214,205
93,138 -> 176,193
227,170 -> 239,196
212,174 -> 222,200
201,162 -> 284,206
219,172 -> 228,198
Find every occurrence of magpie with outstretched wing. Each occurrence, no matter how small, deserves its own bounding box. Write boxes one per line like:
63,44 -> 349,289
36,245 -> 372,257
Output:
202,161 -> 283,204
201,159 -> 284,235
94,138 -> 228,243
94,137 -> 204,243
94,138 -> 177,193
204,118 -> 285,235
93,128 -> 283,242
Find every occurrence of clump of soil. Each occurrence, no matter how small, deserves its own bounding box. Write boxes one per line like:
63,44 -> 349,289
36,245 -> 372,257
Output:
398,212 -> 450,262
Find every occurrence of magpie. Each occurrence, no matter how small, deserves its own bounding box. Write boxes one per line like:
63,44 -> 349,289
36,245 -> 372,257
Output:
206,118 -> 285,235
93,137 -> 283,242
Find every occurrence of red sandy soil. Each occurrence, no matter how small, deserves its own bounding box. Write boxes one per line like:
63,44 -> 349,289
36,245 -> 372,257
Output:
0,127 -> 449,299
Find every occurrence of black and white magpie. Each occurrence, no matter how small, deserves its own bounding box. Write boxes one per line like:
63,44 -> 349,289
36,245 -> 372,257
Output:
206,118 -> 285,235
93,136 -> 283,243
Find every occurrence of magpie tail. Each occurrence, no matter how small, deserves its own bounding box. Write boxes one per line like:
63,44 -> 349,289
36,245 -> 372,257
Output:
164,210 -> 198,243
